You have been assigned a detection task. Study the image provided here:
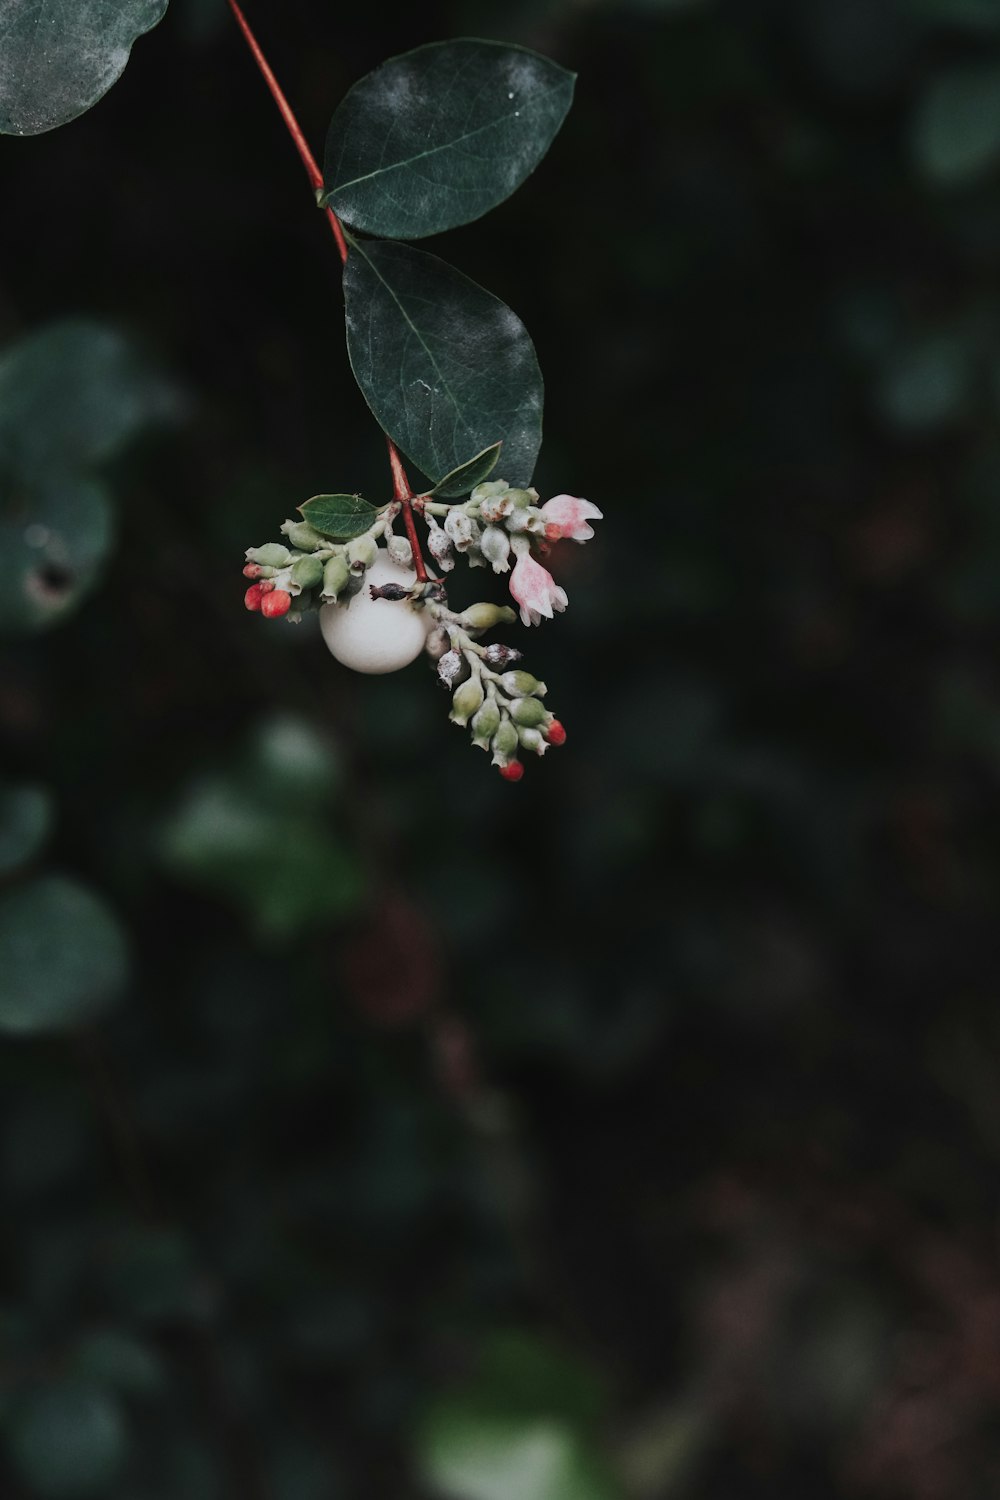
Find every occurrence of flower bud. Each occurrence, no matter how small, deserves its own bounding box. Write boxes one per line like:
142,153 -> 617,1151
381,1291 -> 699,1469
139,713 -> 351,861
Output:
444,508 -> 478,550
291,554 -> 324,591
244,583 -> 264,612
470,698 -> 501,750
507,488 -> 537,509
321,553 -> 351,601
387,534 -> 413,568
490,716 -> 519,767
427,525 -> 454,571
505,507 -> 534,534
460,602 -> 517,632
500,671 -> 546,698
437,649 -> 464,689
510,695 -> 547,728
499,760 -> 524,782
482,643 -> 522,669
471,480 -> 509,505
545,719 -> 567,746
425,626 -> 450,661
347,534 -> 379,572
261,589 -> 292,619
246,543 -> 291,568
281,520 -> 327,551
450,676 -> 484,727
517,725 -> 548,755
480,525 -> 511,574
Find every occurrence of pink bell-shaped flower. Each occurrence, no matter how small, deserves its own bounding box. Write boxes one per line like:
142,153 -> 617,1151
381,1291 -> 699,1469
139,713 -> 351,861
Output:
539,493 -> 603,542
509,538 -> 568,627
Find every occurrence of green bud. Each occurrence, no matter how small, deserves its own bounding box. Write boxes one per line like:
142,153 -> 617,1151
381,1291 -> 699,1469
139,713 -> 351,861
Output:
470,698 -> 501,750
282,520 -> 326,551
470,480 -> 510,505
510,695 -> 547,728
450,676 -> 485,727
500,670 -> 546,698
291,554 -> 324,591
460,602 -> 517,632
505,488 -> 536,510
321,553 -> 350,601
347,534 -> 379,571
247,542 -> 291,568
518,726 -> 547,755
490,716 -> 519,765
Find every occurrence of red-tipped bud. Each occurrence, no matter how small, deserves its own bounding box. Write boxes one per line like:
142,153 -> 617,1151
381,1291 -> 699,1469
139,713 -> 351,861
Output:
243,562 -> 264,579
258,578 -> 276,594
244,583 -> 264,612
499,760 -> 524,782
260,589 -> 292,619
546,719 -> 567,746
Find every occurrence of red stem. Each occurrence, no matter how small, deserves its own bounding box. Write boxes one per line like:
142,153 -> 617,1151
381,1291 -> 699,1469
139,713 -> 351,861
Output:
386,438 -> 429,583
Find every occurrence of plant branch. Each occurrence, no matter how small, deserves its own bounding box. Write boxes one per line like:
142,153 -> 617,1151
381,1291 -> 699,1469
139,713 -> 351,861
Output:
225,0 -> 431,583
225,0 -> 347,263
386,437 -> 429,583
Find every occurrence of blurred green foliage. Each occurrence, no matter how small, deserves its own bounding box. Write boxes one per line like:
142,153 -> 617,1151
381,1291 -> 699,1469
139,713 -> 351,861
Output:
5,0 -> 1000,1496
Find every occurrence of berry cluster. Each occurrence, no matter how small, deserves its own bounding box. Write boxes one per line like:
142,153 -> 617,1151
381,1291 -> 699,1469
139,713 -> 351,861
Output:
241,477 -> 600,779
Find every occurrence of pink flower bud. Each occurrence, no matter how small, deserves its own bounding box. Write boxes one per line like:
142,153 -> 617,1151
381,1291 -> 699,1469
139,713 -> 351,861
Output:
539,494 -> 603,543
499,761 -> 524,782
545,719 -> 567,746
244,583 -> 264,612
508,543 -> 568,628
243,562 -> 265,579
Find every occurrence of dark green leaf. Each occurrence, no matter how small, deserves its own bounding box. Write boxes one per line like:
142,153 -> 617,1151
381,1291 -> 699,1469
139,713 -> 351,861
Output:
72,1329 -> 167,1397
0,782 -> 53,875
0,875 -> 129,1035
299,492 -> 383,539
0,0 -> 168,136
6,1381 -> 129,1496
421,442 -> 502,499
323,39 -> 574,239
344,239 -> 542,487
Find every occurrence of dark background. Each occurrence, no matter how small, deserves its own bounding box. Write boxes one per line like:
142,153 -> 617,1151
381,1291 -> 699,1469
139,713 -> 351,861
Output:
3,0 -> 1000,1495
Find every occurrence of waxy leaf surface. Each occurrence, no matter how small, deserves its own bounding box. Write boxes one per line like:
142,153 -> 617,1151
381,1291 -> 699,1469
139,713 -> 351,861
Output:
299,493 -> 382,539
0,0 -> 168,136
344,240 -> 542,489
323,39 -> 575,239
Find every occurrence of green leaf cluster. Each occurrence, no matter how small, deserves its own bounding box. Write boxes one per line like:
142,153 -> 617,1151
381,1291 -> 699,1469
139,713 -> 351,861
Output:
158,715 -> 364,941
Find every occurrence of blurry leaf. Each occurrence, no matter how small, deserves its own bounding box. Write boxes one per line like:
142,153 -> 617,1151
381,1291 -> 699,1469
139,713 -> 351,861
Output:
913,64 -> 1000,184
0,875 -> 129,1035
103,1228 -> 210,1325
475,1331 -> 608,1427
3,1095 -> 91,1192
873,333 -> 974,430
0,781 -> 53,874
299,492 -> 382,539
0,0 -> 167,135
0,322 -> 176,480
909,0 -> 1000,27
343,239 -> 542,487
422,442 -> 503,499
418,1409 -> 617,1500
158,718 -> 363,941
323,40 -> 574,239
5,1381 -> 129,1497
0,475 -> 114,635
72,1329 -> 167,1397
617,1398 -> 715,1499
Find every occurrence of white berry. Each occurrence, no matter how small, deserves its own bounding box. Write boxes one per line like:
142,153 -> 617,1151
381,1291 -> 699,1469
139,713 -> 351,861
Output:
318,553 -> 429,674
